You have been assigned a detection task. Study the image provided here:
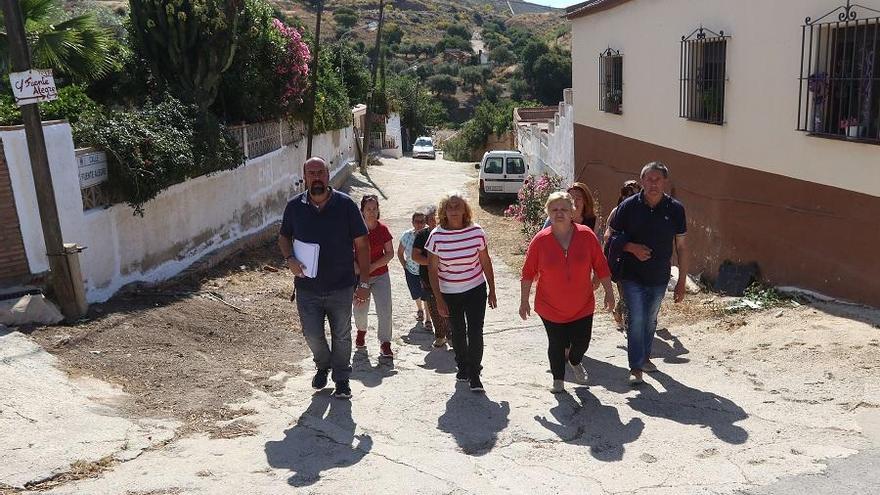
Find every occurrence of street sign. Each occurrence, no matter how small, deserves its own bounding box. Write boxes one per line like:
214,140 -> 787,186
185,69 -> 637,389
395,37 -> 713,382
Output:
76,150 -> 108,189
9,69 -> 58,106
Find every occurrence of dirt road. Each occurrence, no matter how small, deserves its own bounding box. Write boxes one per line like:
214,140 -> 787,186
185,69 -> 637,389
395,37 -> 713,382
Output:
6,154 -> 880,494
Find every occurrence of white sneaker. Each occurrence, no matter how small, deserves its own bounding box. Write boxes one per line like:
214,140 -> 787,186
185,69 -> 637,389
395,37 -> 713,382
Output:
569,362 -> 588,385
551,379 -> 564,393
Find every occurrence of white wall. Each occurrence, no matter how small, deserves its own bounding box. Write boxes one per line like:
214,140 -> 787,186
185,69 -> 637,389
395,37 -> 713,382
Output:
382,113 -> 404,158
1,122 -> 85,274
2,123 -> 356,302
570,0 -> 880,197
516,90 -> 575,185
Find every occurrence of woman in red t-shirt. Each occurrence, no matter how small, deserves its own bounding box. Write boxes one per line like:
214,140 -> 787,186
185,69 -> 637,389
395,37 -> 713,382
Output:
519,191 -> 615,394
353,195 -> 395,358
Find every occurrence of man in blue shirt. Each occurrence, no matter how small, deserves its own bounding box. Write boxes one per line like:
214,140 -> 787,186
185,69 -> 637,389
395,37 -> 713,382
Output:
278,157 -> 371,399
610,162 -> 689,385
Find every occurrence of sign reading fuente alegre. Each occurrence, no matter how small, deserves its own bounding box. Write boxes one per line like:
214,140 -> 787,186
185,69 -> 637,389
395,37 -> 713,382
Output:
77,150 -> 108,189
9,69 -> 58,106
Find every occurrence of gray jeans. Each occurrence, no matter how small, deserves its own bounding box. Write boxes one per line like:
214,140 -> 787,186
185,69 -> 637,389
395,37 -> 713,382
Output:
296,285 -> 354,382
353,271 -> 393,343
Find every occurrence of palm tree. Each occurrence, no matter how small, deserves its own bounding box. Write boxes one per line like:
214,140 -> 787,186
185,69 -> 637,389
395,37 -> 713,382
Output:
0,0 -> 115,82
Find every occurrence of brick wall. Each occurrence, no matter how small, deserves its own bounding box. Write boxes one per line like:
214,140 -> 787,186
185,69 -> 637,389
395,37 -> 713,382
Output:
0,144 -> 30,280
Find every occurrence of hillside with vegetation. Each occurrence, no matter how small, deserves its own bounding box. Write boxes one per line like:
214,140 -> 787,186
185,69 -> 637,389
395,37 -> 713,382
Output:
13,0 -> 572,173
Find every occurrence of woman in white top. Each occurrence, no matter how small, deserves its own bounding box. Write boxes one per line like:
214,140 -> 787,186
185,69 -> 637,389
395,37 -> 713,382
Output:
426,191 -> 497,392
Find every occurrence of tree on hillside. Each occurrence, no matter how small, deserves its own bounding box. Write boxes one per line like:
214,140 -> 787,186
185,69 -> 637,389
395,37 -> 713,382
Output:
446,23 -> 471,41
436,35 -> 472,53
460,66 -> 484,93
520,40 -> 549,82
426,74 -> 457,96
0,0 -> 115,82
531,51 -> 571,105
332,7 -> 358,30
489,46 -> 516,66
383,22 -> 404,46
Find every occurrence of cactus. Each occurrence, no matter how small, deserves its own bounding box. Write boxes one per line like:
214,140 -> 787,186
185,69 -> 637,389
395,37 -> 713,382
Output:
129,0 -> 244,110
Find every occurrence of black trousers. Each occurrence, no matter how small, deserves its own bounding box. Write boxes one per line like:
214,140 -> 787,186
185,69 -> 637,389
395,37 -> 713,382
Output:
541,315 -> 594,380
443,283 -> 487,378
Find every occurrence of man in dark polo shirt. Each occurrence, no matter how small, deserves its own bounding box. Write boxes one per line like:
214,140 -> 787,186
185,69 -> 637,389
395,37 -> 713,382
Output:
610,162 -> 689,385
410,205 -> 450,348
278,157 -> 371,400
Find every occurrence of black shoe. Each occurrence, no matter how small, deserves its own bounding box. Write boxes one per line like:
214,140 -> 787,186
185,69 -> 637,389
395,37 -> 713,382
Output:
455,369 -> 469,382
469,376 -> 484,392
312,368 -> 330,390
333,380 -> 352,399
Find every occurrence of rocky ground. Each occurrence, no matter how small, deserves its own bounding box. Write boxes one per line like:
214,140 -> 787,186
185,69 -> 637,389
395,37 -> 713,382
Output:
2,154 -> 879,494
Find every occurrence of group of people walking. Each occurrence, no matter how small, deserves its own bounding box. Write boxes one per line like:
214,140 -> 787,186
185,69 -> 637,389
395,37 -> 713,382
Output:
280,156 -> 687,400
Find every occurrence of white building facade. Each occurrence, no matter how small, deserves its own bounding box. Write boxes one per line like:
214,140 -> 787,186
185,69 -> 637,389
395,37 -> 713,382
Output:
568,0 -> 880,306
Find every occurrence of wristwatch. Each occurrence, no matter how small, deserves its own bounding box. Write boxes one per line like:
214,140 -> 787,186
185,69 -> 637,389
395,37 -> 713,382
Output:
357,281 -> 370,290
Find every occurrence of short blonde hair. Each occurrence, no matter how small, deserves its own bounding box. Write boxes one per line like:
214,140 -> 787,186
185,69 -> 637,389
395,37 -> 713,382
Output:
545,191 -> 575,215
437,190 -> 473,229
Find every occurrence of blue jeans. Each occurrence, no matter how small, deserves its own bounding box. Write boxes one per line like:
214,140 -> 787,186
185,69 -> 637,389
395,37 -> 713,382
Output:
621,281 -> 666,371
296,285 -> 354,382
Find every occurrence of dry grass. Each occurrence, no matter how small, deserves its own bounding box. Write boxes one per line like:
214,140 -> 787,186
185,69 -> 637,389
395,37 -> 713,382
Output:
20,456 -> 117,492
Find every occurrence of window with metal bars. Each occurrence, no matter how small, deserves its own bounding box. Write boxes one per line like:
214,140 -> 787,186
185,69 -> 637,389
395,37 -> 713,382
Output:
798,2 -> 880,143
599,48 -> 623,114
679,27 -> 729,125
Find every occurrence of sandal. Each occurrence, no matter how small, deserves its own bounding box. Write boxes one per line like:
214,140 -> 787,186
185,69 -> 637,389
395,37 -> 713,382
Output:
416,309 -> 424,321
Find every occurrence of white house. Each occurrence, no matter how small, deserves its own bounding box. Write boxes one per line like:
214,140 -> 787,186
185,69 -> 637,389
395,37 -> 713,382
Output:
567,0 -> 880,306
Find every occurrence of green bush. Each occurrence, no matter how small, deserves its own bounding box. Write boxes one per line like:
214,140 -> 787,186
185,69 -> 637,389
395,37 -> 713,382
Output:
0,85 -> 101,126
72,94 -> 244,215
427,74 -> 457,95
311,51 -> 352,134
215,0 -> 289,122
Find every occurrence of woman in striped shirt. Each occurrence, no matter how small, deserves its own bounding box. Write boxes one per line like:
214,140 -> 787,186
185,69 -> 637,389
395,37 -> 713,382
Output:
426,191 -> 497,392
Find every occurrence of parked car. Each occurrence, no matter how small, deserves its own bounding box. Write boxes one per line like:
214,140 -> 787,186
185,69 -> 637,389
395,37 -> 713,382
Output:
475,150 -> 528,205
412,136 -> 436,159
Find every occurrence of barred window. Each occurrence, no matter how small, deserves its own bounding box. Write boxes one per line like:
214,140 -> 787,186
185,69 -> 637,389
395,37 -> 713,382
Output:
599,48 -> 623,114
798,2 -> 880,143
679,27 -> 729,125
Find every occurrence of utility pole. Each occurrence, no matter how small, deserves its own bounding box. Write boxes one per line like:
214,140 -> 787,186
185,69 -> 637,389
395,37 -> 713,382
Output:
361,0 -> 385,171
306,0 -> 324,157
1,0 -> 81,320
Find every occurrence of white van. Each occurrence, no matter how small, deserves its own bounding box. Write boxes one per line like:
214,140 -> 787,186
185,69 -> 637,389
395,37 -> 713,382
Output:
475,150 -> 528,205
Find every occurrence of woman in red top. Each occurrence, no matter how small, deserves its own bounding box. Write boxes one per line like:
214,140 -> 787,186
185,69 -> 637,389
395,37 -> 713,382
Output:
520,192 -> 615,393
354,195 -> 395,358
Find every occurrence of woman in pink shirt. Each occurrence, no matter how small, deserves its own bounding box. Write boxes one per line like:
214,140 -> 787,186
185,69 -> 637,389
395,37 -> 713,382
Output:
426,191 -> 497,393
520,192 -> 615,393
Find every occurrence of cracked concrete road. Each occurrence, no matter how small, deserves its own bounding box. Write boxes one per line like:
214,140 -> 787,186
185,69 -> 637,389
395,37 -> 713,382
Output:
7,154 -> 880,494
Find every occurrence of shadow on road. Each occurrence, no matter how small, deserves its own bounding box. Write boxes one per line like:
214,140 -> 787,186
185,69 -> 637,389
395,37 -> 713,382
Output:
653,327 -> 691,364
265,390 -> 373,487
351,349 -> 398,388
535,388 -> 644,462
628,371 -> 749,445
437,384 -> 510,456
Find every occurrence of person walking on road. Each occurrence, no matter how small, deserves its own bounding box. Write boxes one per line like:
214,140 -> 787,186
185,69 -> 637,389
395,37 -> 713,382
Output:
398,211 -> 432,330
353,194 -> 395,359
608,162 -> 689,385
542,182 -> 598,230
426,192 -> 498,392
520,192 -> 615,393
604,180 -> 643,331
411,206 -> 450,348
278,157 -> 371,400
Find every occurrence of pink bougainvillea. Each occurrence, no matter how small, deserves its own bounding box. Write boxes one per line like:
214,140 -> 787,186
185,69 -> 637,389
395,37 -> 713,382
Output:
273,18 -> 311,106
504,173 -> 564,239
